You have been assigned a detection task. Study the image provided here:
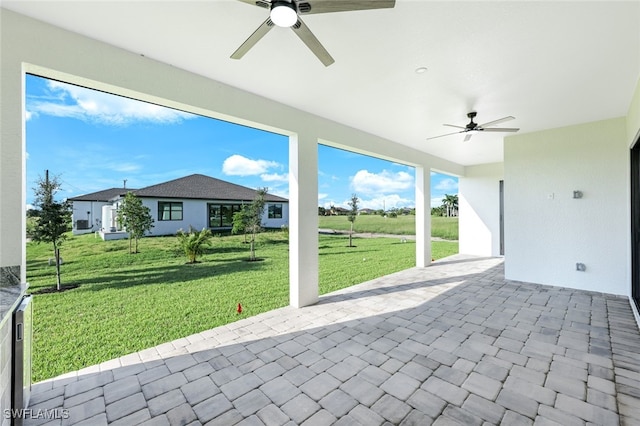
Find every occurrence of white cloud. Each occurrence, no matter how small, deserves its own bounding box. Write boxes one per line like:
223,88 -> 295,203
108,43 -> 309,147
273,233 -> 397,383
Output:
222,154 -> 280,176
318,193 -> 328,200
26,80 -> 195,125
261,172 -> 289,183
431,197 -> 444,208
351,169 -> 413,195
270,188 -> 289,199
319,170 -> 340,181
434,177 -> 459,192
106,162 -> 143,173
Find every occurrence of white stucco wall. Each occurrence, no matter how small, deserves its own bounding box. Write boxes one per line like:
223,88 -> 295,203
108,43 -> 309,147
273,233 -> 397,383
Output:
264,202 -> 289,229
139,199 -> 290,236
459,163 -> 504,257
71,200 -> 110,234
627,77 -> 640,148
144,199 -> 206,236
504,117 -> 629,295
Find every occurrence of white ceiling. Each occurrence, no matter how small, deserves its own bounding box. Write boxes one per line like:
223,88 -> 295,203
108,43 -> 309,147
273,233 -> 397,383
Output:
3,1 -> 639,166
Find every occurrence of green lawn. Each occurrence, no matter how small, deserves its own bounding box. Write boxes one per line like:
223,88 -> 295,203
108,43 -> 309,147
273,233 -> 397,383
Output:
27,232 -> 458,381
319,214 -> 459,240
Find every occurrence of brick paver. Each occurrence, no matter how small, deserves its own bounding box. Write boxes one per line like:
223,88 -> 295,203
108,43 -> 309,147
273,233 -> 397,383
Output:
24,255 -> 640,425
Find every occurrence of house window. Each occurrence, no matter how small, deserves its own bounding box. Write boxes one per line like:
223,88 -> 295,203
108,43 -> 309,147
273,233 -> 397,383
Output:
208,203 -> 244,227
158,202 -> 183,221
268,203 -> 283,219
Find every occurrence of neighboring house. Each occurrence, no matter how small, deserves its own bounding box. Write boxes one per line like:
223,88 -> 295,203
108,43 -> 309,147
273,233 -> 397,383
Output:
68,187 -> 137,235
69,174 -> 289,240
329,206 -> 349,216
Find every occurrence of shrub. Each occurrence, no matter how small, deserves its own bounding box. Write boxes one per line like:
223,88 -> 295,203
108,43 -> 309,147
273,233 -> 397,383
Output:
176,226 -> 213,264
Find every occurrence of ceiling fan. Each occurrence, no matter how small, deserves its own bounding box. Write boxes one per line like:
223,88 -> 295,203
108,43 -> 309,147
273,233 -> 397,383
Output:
427,112 -> 520,142
231,0 -> 396,66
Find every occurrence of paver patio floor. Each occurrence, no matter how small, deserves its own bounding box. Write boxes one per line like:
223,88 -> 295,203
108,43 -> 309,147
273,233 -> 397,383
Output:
25,255 -> 640,425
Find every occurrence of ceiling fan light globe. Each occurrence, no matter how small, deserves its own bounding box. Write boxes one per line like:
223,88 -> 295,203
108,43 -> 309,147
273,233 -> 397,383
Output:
271,4 -> 297,27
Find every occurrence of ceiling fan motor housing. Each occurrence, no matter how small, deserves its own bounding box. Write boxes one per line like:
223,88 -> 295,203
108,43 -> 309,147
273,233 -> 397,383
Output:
466,111 -> 478,130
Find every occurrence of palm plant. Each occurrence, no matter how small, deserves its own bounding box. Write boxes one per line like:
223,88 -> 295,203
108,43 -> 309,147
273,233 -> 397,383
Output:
176,226 -> 213,264
441,194 -> 459,217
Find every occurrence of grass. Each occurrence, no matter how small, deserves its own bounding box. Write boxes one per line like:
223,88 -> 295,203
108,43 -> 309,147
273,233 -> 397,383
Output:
27,232 -> 458,382
319,214 -> 459,240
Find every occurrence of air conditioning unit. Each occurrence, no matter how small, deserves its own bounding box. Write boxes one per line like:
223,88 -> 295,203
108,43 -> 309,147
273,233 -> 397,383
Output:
76,220 -> 90,230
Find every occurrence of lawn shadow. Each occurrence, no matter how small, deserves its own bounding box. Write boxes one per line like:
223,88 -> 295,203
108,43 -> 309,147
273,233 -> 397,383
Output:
39,256 -> 270,293
319,249 -> 380,256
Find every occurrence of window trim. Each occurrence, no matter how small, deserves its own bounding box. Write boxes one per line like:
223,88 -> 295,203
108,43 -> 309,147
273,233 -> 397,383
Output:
268,203 -> 283,219
158,201 -> 183,221
208,202 -> 244,228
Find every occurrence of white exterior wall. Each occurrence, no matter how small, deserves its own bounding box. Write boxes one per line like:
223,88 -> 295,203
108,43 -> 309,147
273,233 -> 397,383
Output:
504,117 -> 629,295
144,199 -> 206,236
264,202 -> 289,229
71,200 -> 110,234
459,163 -> 504,257
142,199 -> 290,236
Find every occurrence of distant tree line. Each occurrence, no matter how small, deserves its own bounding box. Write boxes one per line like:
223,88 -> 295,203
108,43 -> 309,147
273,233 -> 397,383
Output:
318,193 -> 459,217
318,206 -> 415,216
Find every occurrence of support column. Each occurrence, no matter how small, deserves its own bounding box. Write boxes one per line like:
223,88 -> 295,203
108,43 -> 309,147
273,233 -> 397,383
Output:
289,133 -> 319,308
415,166 -> 432,267
0,48 -> 26,283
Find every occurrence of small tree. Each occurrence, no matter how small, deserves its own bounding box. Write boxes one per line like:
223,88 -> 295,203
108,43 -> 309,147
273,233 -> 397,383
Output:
176,226 -> 213,264
246,188 -> 267,261
31,170 -> 72,291
232,207 -> 250,243
347,193 -> 359,247
116,192 -> 154,254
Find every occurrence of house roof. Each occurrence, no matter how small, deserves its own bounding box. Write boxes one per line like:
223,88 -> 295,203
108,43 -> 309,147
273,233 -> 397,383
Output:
68,188 -> 134,202
132,174 -> 288,203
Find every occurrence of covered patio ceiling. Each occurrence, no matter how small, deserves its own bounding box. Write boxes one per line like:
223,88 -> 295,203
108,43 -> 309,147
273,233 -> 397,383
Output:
3,1 -> 639,166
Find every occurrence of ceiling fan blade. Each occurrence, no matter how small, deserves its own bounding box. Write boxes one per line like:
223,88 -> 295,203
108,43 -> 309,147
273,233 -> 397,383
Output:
300,0 -> 395,15
426,130 -> 465,141
291,18 -> 335,66
478,116 -> 514,128
235,0 -> 271,9
463,133 -> 473,142
479,127 -> 520,132
443,124 -> 466,130
231,18 -> 275,60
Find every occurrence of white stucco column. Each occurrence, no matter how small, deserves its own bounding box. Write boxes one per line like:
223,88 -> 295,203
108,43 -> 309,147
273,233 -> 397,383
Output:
289,133 -> 319,308
0,36 -> 27,283
415,166 -> 431,267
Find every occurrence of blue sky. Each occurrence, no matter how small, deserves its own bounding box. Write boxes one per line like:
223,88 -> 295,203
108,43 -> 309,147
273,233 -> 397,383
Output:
25,74 -> 458,210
